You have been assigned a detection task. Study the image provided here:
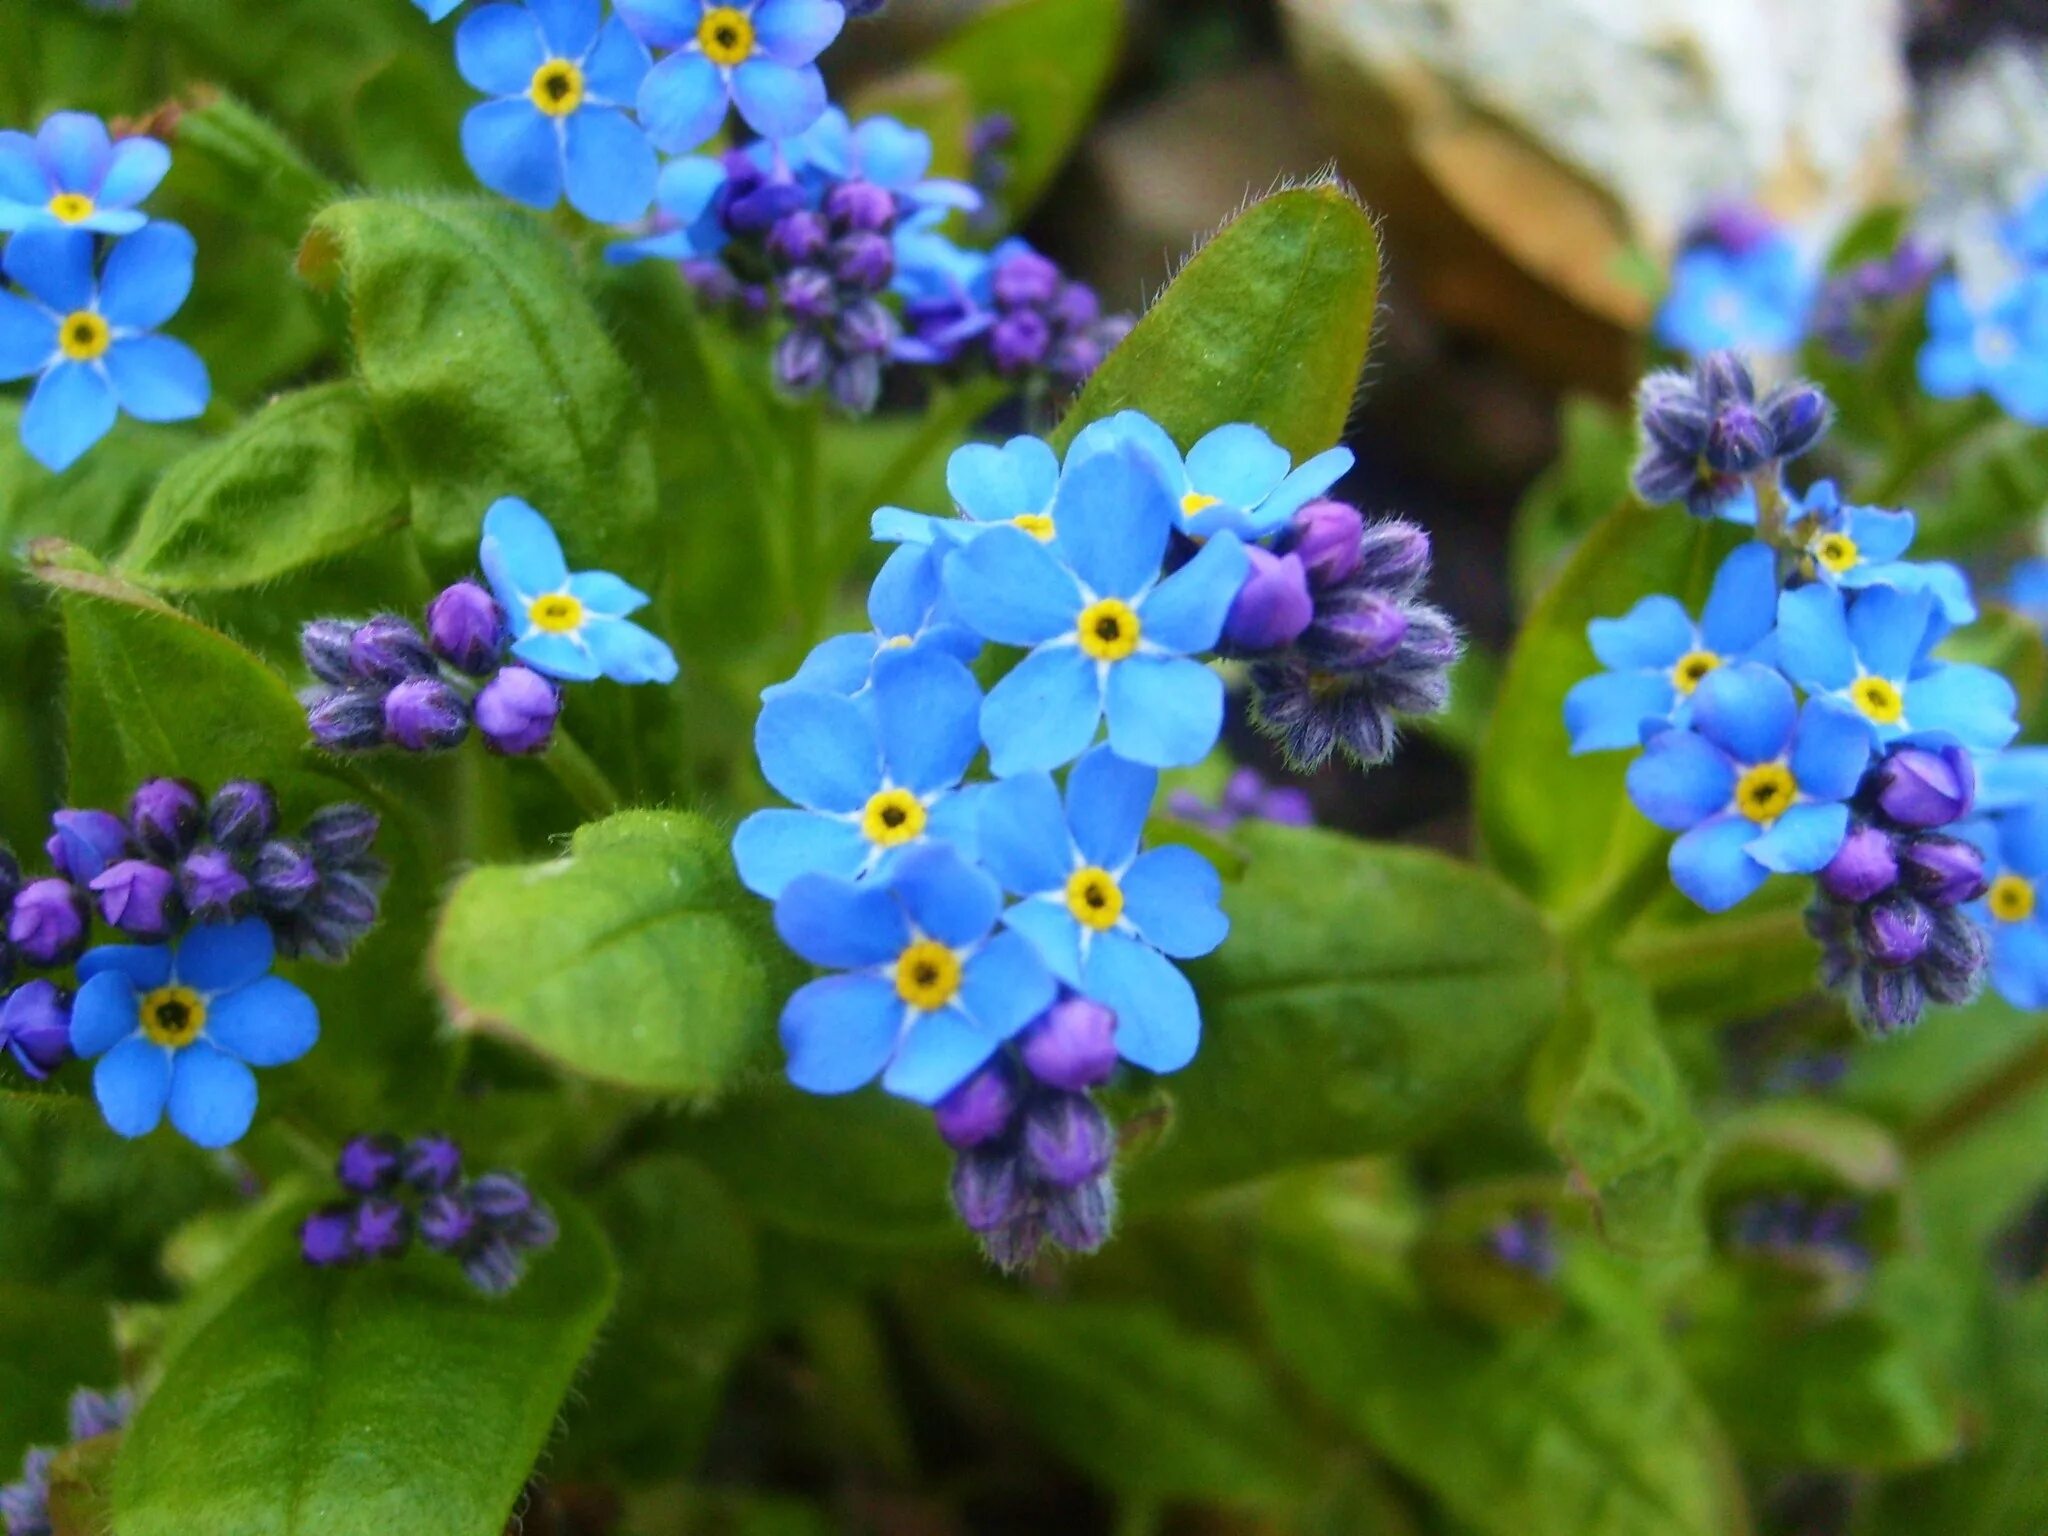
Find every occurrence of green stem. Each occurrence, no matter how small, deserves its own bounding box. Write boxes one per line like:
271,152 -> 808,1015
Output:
541,727 -> 624,820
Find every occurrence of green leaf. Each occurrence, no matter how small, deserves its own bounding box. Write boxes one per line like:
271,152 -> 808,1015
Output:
300,196 -> 657,569
163,93 -> 339,247
0,1284 -> 115,1472
1905,414 -> 2048,557
920,1294 -> 1313,1506
1123,823 -> 1563,1207
117,383 -> 409,593
1507,396 -> 1636,614
112,1194 -> 616,1536
0,404 -> 200,557
432,810 -> 801,1099
1052,182 -> 1380,462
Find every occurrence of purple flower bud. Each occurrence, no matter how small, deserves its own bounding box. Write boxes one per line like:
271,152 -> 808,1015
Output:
352,1197 -> 411,1260
1872,744 -> 1975,829
1859,965 -> 1924,1036
468,1171 -> 535,1222
1042,1178 -> 1113,1253
1698,351 -> 1757,410
129,777 -> 204,860
1762,382 -> 1832,461
9,880 -> 84,967
508,1205 -> 559,1251
824,179 -> 895,234
989,310 -> 1052,373
425,582 -> 506,675
828,355 -> 884,416
45,809 -> 131,884
337,1133 -> 403,1195
1899,834 -> 1988,908
301,804 -> 382,867
1050,281 -> 1102,332
1926,908 -> 1989,1004
301,619 -> 356,684
950,1146 -> 1027,1233
418,1191 -> 478,1253
1352,519 -> 1433,591
206,781 -> 278,852
179,847 -> 251,922
306,688 -> 389,753
1309,591 -> 1410,668
348,614 -> 437,685
934,1059 -> 1021,1149
404,1134 -> 463,1192
1222,547 -> 1315,653
66,1387 -> 131,1442
982,1212 -> 1047,1270
1049,333 -> 1105,387
1705,403 -> 1772,475
779,266 -> 835,324
463,1238 -> 526,1295
1021,1091 -> 1116,1190
1287,500 -> 1366,589
993,249 -> 1062,310
1859,895 -> 1934,968
767,208 -> 830,265
382,677 -> 471,753
474,667 -> 561,757
1018,993 -> 1120,1090
836,299 -> 898,359
89,860 -> 181,941
299,1205 -> 358,1267
1819,823 -> 1898,903
832,231 -> 894,291
250,839 -> 320,911
0,979 -> 72,1080
775,328 -> 829,392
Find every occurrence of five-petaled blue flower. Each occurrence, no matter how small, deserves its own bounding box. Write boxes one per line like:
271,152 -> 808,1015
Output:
735,648 -> 984,898
621,0 -> 844,153
782,107 -> 979,216
1565,543 -> 1776,754
873,434 -> 1061,551
1962,802 -> 2048,1009
942,443 -> 1249,773
605,153 -> 734,263
0,112 -> 170,234
1072,411 -> 1354,542
457,0 -> 658,223
773,842 -> 1055,1103
1656,232 -> 1812,356
977,746 -> 1227,1074
69,917 -> 318,1149
480,496 -> 680,684
769,540 -> 979,698
1918,273 -> 2048,426
1776,583 -> 2017,752
1626,663 -> 1871,912
1792,481 -> 1975,626
0,225 -> 210,473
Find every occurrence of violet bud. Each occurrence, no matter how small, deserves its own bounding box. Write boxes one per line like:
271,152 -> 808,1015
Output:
45,809 -> 131,884
1042,1179 -> 1114,1253
505,1203 -> 559,1251
301,804 -> 382,867
468,1172 -> 536,1222
1872,744 -> 1975,829
179,847 -> 251,922
1859,894 -> 1934,969
767,208 -> 829,266
463,1238 -> 525,1295
1221,546 -> 1315,653
425,582 -> 506,675
474,667 -> 561,757
832,230 -> 894,291
1818,823 -> 1898,904
989,310 -> 1052,373
1899,834 -> 1988,908
950,1146 -> 1027,1233
0,979 -> 73,1080
352,1198 -> 411,1260
1309,591 -> 1411,668
824,179 -> 894,234
250,839 -> 320,911
337,1133 -> 404,1195
418,1191 -> 478,1254
306,688 -> 389,754
66,1388 -> 132,1443
993,249 -> 1062,309
9,879 -> 86,966
836,299 -> 898,359
1019,993 -> 1119,1091
934,1059 -> 1021,1149
129,777 -> 204,860
982,1214 -> 1047,1271
779,266 -> 836,325
1925,908 -> 1990,1004
382,677 -> 471,753
89,860 -> 181,941
301,619 -> 356,684
206,780 -> 278,852
1049,333 -> 1105,387
1705,403 -> 1773,475
1352,519 -> 1433,591
1021,1091 -> 1116,1190
404,1134 -> 464,1192
1859,965 -> 1924,1037
299,1205 -> 358,1267
1698,351 -> 1756,410
348,614 -> 437,685
1761,381 -> 1832,460
775,328 -> 829,392
828,355 -> 884,416
1286,500 -> 1366,589
1050,281 -> 1101,331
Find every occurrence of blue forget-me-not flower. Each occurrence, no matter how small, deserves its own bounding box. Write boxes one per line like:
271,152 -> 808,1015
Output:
1070,410 -> 1354,542
479,496 -> 680,684
1656,229 -> 1812,356
621,0 -> 844,152
1961,801 -> 2048,1009
770,540 -> 979,698
1919,273 -> 2048,426
0,112 -> 169,234
69,917 -> 318,1149
872,434 -> 1060,550
1792,480 -> 1974,626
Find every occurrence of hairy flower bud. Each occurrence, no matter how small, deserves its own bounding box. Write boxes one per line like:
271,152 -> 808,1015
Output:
306,688 -> 388,754
337,1133 -> 403,1196
1221,547 -> 1314,653
206,780 -> 279,853
1872,744 -> 1975,829
1286,500 -> 1366,589
348,614 -> 437,685
474,667 -> 561,757
250,839 -> 320,911
1818,823 -> 1898,904
0,979 -> 72,1080
300,619 -> 356,684
1018,994 -> 1119,1090
89,859 -> 181,941
425,582 -> 506,675
45,809 -> 130,882
128,778 -> 204,861
1021,1091 -> 1116,1190
382,677 -> 471,753
933,1059 -> 1021,1149
179,846 -> 251,922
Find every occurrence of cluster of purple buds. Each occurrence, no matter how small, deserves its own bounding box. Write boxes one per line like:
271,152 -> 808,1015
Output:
301,582 -> 560,758
1482,1208 -> 1559,1279
767,175 -> 905,415
1722,1192 -> 1872,1274
1224,501 -> 1461,770
300,1134 -> 558,1296
1165,766 -> 1313,833
1808,743 -> 1988,1036
939,993 -> 1121,1270
1810,240 -> 1940,363
1,1386 -> 132,1536
901,243 -> 1132,396
1632,350 -> 1831,519
966,113 -> 1015,233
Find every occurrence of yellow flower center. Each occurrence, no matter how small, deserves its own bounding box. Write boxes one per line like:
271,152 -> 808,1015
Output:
1813,533 -> 1860,574
893,939 -> 961,1010
697,6 -> 755,64
1851,676 -> 1904,725
1076,598 -> 1140,662
1734,763 -> 1797,826
529,59 -> 586,117
528,593 -> 585,634
58,310 -> 109,362
47,192 -> 94,224
1180,491 -> 1219,519
1990,874 -> 2037,923
139,985 -> 206,1049
1011,513 -> 1055,541
860,787 -> 926,848
1670,649 -> 1721,697
1064,866 -> 1124,930
878,634 -> 914,651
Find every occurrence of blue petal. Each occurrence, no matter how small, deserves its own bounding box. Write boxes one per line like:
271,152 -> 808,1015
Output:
566,569 -> 650,616
457,4 -> 548,95
941,525 -> 1078,646
203,976 -> 318,1067
1689,662 -> 1795,766
512,630 -> 601,681
732,808 -> 867,898
94,1035 -> 171,1138
654,153 -> 730,224
771,632 -> 876,697
976,773 -> 1074,895
462,98 -> 563,211
1084,931 -> 1200,1073
1992,921 -> 2048,1010
0,294 -> 56,381
1907,663 -> 2020,752
1847,584 -> 1934,681
562,107 -> 657,223
1564,670 -> 1676,753
3,226 -> 95,312
1054,444 -> 1174,600
1248,446 -> 1353,534
99,222 -> 195,331
1626,729 -> 1735,831
1848,506 -> 1915,563
947,436 -> 1057,523
97,137 -> 172,210
1004,897 -> 1084,985
889,844 -> 1000,947
1185,423 -> 1290,508
868,541 -> 943,636
923,784 -> 982,865
780,974 -> 902,1093
1774,583 -> 1857,693
1918,334 -> 1978,398
0,132 -> 46,207
583,14 -> 652,101
176,917 -> 275,993
882,1005 -> 1002,1105
1120,845 -> 1227,957
1981,748 -> 2048,813
731,60 -> 827,140
1137,532 -> 1248,655
584,616 -> 679,684
166,1042 -> 258,1148
638,51 -> 730,154
528,0 -> 601,55
872,648 -> 980,793
1589,596 -> 1691,670
755,688 -> 881,812
1697,543 -> 1778,654
616,0 -> 698,48
1745,802 -> 1850,875
1788,701 -> 1874,802
77,944 -> 172,989
69,971 -> 140,1057
774,873 -> 908,968
105,336 -> 209,423
1104,652 -> 1224,769
957,928 -> 1056,1038
1067,411 -> 1185,488
1999,804 -> 2048,879
36,113 -> 111,195
1669,815 -> 1770,913
481,496 -> 571,610
854,115 -> 934,191
21,362 -> 118,473
755,0 -> 844,61
1065,745 -> 1154,869
981,644 -> 1103,776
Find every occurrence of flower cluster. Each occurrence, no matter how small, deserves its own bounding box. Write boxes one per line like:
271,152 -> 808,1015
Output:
736,412 -> 1454,1263
1655,204 -> 1814,359
1,1386 -> 132,1536
1809,239 -> 1939,363
1165,765 -> 1313,834
1571,349 -> 2022,1033
1920,180 -> 2048,425
301,497 -> 676,758
300,1133 -> 559,1295
0,778 -> 381,1146
0,111 -> 209,471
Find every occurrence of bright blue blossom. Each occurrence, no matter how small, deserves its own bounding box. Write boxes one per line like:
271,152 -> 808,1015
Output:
0,225 -> 209,473
1656,232 -> 1812,355
781,107 -> 978,214
479,496 -> 679,684
1069,411 -> 1353,542
1960,802 -> 2048,1009
2003,180 -> 2048,266
1625,663 -> 1871,911
773,842 -> 1056,1103
1565,543 -> 1777,753
1793,481 -> 1975,625
976,746 -> 1226,1074
942,444 -> 1250,774
621,0 -> 844,153
1776,584 -> 2018,752
890,226 -> 999,363
69,918 -> 318,1148
734,648 -> 984,898
0,112 -> 170,234
770,541 -> 979,698
1918,273 -> 2048,425
606,153 -> 734,263
456,0 -> 657,223
2010,558 -> 2048,622
417,0 -> 467,15
872,435 -> 1060,550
